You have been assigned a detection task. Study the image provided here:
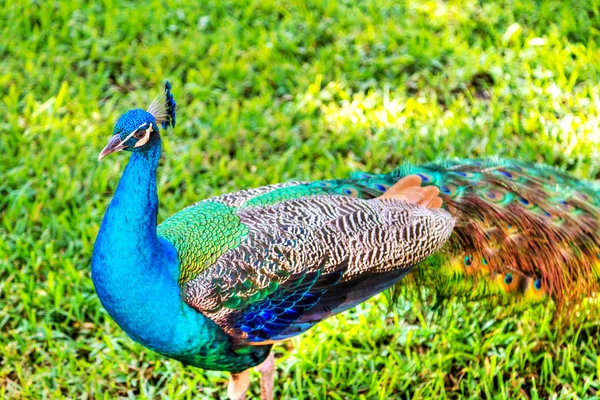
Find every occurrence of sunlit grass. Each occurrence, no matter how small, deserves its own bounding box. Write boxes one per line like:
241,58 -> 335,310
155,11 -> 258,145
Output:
1,0 -> 600,398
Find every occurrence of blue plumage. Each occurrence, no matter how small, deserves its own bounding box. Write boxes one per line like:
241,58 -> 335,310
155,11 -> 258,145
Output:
233,268 -> 332,342
162,81 -> 176,129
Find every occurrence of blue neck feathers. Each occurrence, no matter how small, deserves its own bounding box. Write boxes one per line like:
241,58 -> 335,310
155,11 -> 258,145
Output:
92,141 -> 186,350
91,140 -> 270,372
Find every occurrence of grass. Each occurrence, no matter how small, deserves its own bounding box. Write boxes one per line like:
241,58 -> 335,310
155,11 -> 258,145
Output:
1,0 -> 600,398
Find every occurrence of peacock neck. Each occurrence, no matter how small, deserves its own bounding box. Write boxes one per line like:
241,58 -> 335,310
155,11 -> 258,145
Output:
92,141 -> 186,351
105,143 -> 162,255
94,142 -> 165,284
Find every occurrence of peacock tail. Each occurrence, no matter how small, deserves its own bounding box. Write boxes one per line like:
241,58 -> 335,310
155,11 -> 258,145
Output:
341,157 -> 600,309
397,158 -> 600,309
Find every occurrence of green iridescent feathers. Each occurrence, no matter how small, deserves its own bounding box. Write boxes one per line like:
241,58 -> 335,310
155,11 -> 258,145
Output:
174,191 -> 452,343
158,202 -> 248,283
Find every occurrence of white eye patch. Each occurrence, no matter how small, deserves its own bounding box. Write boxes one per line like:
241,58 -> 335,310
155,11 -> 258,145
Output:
121,123 -> 147,144
120,123 -> 153,148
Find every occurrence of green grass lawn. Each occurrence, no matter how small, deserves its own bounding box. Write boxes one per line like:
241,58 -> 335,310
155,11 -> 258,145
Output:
1,0 -> 600,398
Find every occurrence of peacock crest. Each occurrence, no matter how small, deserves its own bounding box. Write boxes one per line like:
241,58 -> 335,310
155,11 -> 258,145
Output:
147,81 -> 176,129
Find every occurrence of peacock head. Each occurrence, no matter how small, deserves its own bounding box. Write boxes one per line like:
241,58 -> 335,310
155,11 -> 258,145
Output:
99,82 -> 176,160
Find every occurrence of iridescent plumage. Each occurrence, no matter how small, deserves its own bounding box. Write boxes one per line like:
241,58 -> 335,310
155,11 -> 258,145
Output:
92,83 -> 600,400
397,159 -> 600,306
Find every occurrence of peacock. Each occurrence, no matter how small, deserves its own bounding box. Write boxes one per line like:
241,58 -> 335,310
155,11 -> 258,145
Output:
92,82 -> 600,400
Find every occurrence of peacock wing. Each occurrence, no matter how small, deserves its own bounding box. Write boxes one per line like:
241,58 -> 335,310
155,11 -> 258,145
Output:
175,194 -> 453,344
156,179 -> 372,284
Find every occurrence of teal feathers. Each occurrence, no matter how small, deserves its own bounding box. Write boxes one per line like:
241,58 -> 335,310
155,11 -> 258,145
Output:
93,86 -> 272,372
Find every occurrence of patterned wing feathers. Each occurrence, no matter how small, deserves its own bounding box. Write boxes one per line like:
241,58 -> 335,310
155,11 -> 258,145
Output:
162,158 -> 598,343
181,195 -> 454,343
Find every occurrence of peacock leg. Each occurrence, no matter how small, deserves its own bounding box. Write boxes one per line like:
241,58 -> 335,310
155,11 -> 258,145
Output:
228,369 -> 250,400
256,352 -> 275,400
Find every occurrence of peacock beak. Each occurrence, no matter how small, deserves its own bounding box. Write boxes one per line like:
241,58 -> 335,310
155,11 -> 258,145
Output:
98,134 -> 126,161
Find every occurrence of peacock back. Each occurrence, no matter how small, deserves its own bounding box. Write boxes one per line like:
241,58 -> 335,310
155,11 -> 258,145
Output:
157,158 -> 600,344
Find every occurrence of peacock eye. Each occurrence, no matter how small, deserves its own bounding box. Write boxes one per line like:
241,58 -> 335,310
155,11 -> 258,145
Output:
134,129 -> 146,139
